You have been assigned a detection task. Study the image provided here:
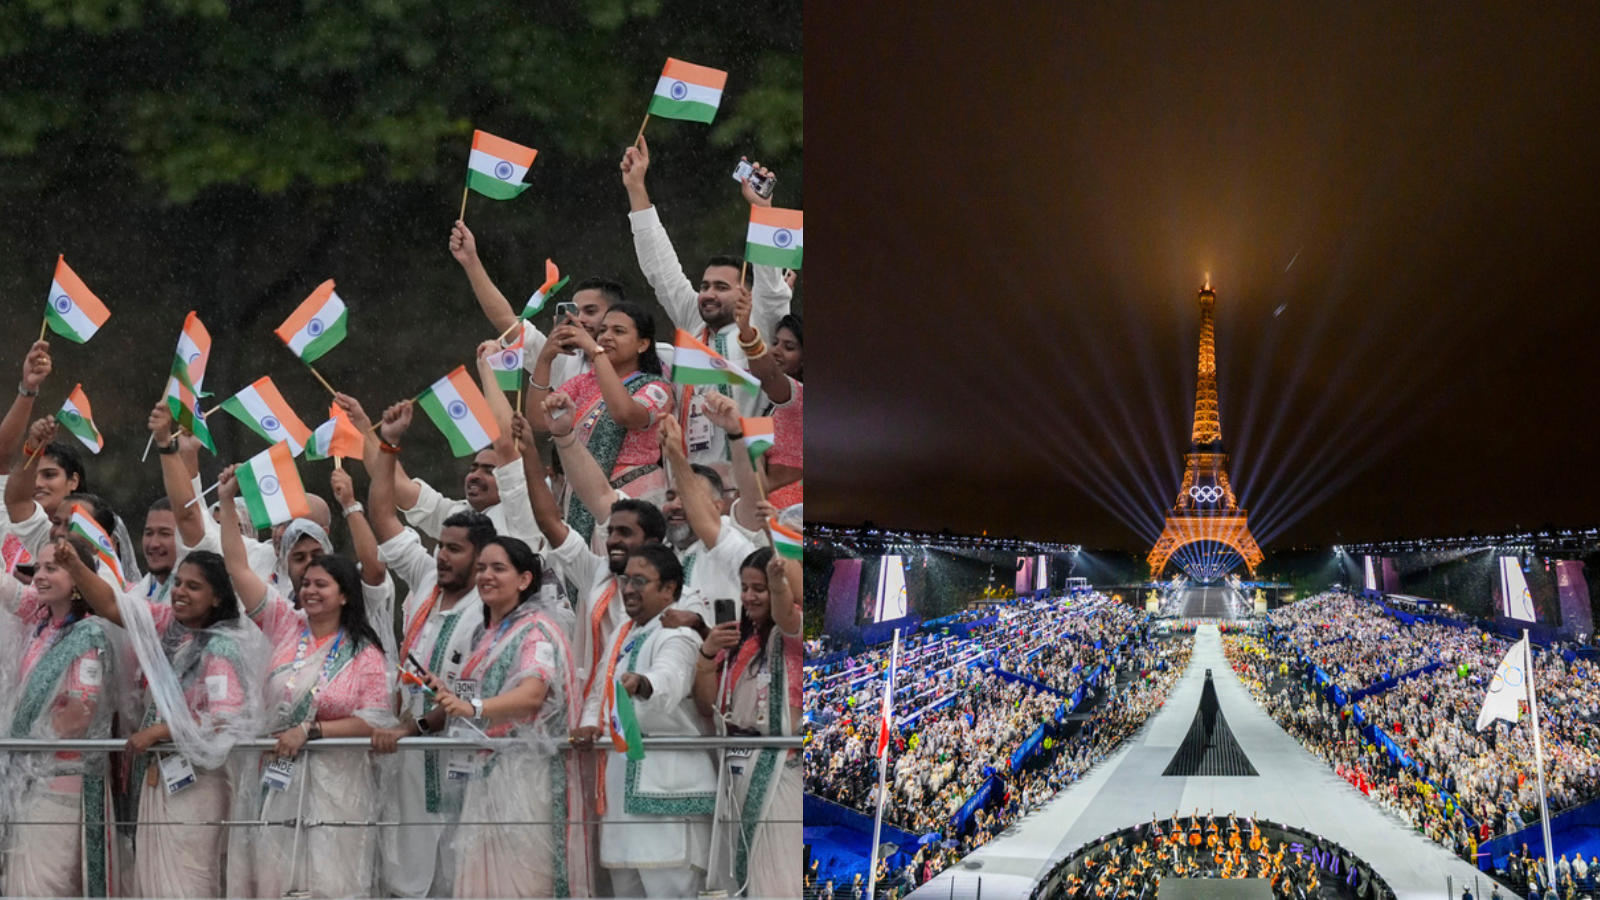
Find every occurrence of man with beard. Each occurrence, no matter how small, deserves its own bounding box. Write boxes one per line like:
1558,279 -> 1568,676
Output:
366,398 -> 494,899
576,543 -> 715,898
656,417 -> 755,627
620,136 -> 793,471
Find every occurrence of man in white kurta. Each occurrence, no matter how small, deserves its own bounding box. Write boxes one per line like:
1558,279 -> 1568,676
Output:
579,544 -> 716,898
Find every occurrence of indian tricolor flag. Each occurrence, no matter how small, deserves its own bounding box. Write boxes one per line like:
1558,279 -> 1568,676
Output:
648,58 -> 728,124
166,361 -> 215,453
305,403 -> 365,462
770,521 -> 803,561
416,366 -> 501,457
55,385 -> 103,454
275,280 -> 348,364
69,503 -> 126,589
746,207 -> 803,269
466,130 -> 537,201
174,312 -> 213,394
236,442 -> 312,530
520,259 -> 568,319
488,332 -> 526,392
740,416 -> 775,466
45,256 -> 111,344
219,377 -> 313,455
670,330 -> 760,393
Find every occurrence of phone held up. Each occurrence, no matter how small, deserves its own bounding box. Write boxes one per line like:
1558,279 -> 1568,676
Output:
714,598 -> 738,627
732,159 -> 775,199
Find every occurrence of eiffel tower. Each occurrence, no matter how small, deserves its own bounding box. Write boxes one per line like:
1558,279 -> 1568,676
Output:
1147,279 -> 1264,581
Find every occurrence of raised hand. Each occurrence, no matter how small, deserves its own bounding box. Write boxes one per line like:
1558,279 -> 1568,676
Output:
20,341 -> 51,392
542,392 -> 576,438
333,393 -> 373,433
701,393 -> 742,434
330,468 -> 355,508
379,400 -> 413,445
217,464 -> 241,502
449,220 -> 478,268
739,158 -> 775,208
147,403 -> 175,440
24,417 -> 57,453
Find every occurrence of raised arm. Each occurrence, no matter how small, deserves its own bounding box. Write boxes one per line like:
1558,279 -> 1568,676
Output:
0,341 -> 51,476
525,320 -> 581,434
768,553 -> 802,637
7,418 -> 55,524
734,290 -> 790,404
336,393 -> 421,511
560,325 -> 652,431
368,400 -> 414,544
739,161 -> 794,339
331,467 -> 386,587
475,341 -> 520,466
544,391 -> 616,523
659,416 -> 723,548
216,465 -> 268,612
512,412 -> 570,549
450,221 -> 519,335
622,136 -> 701,331
149,404 -> 207,550
53,539 -> 123,627
701,393 -> 764,533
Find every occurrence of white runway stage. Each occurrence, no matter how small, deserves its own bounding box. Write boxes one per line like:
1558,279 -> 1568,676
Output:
914,623 -> 1507,900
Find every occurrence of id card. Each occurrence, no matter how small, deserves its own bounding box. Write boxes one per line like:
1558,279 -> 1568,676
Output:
261,755 -> 295,791
446,751 -> 479,781
160,753 -> 197,795
686,397 -> 713,454
447,679 -> 482,739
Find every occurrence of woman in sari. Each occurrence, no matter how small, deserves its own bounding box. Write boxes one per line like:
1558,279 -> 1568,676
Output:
694,548 -> 803,897
0,535 -> 128,898
420,536 -> 591,898
61,544 -> 268,898
526,301 -> 673,541
734,293 -> 804,511
216,465 -> 394,898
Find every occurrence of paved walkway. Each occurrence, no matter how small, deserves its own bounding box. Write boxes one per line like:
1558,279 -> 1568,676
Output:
914,622 -> 1506,900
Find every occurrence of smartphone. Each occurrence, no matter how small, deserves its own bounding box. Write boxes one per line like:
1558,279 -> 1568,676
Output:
714,598 -> 737,626
553,301 -> 581,354
733,158 -> 776,199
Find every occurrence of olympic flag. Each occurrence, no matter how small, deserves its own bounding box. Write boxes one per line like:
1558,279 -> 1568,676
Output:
1476,635 -> 1531,730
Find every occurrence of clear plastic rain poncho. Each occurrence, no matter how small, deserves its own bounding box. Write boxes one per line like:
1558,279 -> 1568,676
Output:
446,597 -> 592,898
113,585 -> 271,897
0,572 -> 138,898
225,587 -> 398,899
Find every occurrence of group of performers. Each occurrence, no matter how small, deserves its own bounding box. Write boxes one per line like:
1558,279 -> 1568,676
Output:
1057,810 -> 1325,900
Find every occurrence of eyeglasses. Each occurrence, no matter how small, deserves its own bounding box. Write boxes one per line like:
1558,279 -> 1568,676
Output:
619,575 -> 658,590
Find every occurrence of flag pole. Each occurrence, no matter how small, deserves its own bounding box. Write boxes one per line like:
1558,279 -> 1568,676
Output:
459,186 -> 469,222
38,319 -> 47,342
498,318 -> 523,343
304,362 -> 338,397
334,456 -> 343,471
636,113 -> 650,144
1524,629 -> 1559,892
867,627 -> 900,900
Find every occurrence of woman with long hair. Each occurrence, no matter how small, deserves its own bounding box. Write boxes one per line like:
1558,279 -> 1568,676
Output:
0,534 -> 129,897
526,301 -> 674,540
694,547 -> 804,896
422,536 -> 590,897
63,545 -> 269,897
215,465 -> 394,898
735,294 -> 803,510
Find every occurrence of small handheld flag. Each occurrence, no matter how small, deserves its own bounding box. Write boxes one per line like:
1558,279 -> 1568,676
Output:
612,680 -> 647,761
305,403 -> 365,462
174,312 -> 213,395
235,442 -> 313,530
740,417 -> 775,466
416,366 -> 501,457
219,377 -> 314,456
56,385 -> 104,454
648,58 -> 728,125
770,522 -> 803,561
520,259 -> 568,319
45,256 -> 112,344
746,207 -> 804,269
68,503 -> 126,588
670,330 -> 761,393
466,130 -> 537,201
488,331 -> 526,392
275,280 -> 349,364
166,361 -> 215,453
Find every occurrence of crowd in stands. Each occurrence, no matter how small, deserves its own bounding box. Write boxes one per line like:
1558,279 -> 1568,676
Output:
1225,591 -> 1600,890
803,594 -> 1194,898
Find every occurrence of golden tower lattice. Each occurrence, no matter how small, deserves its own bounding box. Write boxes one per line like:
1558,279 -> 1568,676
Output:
1146,279 -> 1265,579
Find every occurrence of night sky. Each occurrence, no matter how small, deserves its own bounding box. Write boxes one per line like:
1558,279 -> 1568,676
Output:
808,5 -> 1600,551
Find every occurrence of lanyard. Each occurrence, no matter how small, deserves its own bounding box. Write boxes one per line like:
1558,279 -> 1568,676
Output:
285,627 -> 344,702
582,580 -> 619,702
398,587 -> 441,665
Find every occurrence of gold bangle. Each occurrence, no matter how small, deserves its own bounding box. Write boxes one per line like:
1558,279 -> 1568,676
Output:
745,343 -> 770,362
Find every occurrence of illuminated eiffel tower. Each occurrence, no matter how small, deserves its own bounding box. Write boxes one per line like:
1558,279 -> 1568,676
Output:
1147,278 -> 1264,581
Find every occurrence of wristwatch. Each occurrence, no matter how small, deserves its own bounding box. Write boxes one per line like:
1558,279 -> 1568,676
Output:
156,438 -> 179,456
470,698 -> 484,718
16,382 -> 38,397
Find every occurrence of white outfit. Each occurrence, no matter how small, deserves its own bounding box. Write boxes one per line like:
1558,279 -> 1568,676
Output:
629,204 -> 791,467
548,527 -> 631,694
374,527 -> 485,898
519,320 -> 593,389
581,612 -> 716,896
677,516 -> 756,626
401,460 -> 541,550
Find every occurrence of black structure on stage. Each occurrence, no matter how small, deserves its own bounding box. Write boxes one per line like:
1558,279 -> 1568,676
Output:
1158,879 -> 1274,900
1163,669 -> 1258,777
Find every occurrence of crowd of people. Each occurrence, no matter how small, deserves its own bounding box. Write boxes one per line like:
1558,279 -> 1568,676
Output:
803,594 -> 1195,898
1225,591 -> 1600,887
0,138 -> 801,898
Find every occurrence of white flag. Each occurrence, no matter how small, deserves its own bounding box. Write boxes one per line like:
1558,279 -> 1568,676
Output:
1476,636 -> 1532,730
1499,557 -> 1537,621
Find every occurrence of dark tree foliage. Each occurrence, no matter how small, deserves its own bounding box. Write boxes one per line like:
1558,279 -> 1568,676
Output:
0,0 -> 802,522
